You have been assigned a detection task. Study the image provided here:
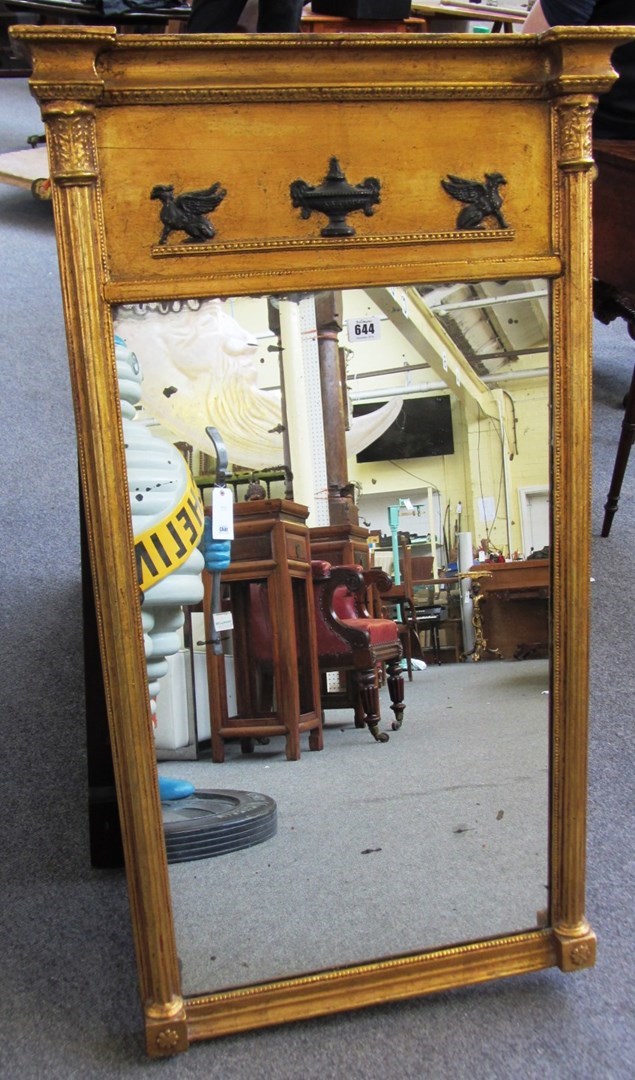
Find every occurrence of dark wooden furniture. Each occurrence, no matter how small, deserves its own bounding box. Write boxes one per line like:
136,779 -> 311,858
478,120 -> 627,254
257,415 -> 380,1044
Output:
202,499 -> 323,762
475,559 -> 549,660
411,571 -> 463,664
301,7 -> 428,33
311,529 -> 423,680
374,583 -> 422,680
312,561 -> 405,741
410,553 -> 435,585
4,0 -> 190,27
415,605 -> 444,664
309,523 -> 372,570
2,0 -> 190,75
592,141 -> 635,537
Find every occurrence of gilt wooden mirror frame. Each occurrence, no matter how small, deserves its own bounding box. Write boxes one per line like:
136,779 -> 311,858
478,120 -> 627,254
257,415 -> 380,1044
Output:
11,24 -> 632,1057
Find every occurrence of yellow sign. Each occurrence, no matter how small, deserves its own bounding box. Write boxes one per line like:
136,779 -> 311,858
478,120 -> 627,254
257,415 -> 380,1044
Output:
134,472 -> 205,592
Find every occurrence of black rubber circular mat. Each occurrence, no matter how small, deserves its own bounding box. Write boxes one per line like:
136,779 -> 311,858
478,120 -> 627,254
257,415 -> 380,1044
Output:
162,788 -> 277,864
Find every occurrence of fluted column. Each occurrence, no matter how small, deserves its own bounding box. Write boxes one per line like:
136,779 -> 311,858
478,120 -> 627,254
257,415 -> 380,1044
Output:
42,97 -> 188,1053
550,94 -> 597,972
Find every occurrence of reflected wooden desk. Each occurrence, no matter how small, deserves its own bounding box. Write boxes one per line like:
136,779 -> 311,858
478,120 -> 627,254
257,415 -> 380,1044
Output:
475,559 -> 549,659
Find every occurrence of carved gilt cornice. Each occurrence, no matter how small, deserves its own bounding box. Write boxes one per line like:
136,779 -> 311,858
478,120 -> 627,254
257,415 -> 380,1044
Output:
10,25 -> 112,101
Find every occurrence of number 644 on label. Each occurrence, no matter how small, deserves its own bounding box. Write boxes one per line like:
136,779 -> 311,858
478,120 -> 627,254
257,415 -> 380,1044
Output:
346,317 -> 381,343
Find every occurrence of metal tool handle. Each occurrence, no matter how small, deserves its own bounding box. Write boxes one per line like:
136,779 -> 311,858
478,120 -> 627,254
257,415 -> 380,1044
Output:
205,426 -> 232,656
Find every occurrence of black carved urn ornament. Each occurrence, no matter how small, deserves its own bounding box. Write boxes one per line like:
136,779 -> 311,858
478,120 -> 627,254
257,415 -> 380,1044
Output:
290,157 -> 381,237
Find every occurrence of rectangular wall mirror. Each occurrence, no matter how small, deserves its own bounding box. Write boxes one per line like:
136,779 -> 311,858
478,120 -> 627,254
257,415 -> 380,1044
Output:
12,24 -> 630,1057
113,280 -> 551,996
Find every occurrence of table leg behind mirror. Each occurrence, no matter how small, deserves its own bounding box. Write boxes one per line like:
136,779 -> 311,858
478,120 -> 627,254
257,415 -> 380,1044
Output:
82,484 -> 124,870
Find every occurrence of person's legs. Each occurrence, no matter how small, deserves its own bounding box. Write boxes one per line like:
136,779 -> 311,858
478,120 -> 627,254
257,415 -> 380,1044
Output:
256,0 -> 303,32
187,0 -> 249,32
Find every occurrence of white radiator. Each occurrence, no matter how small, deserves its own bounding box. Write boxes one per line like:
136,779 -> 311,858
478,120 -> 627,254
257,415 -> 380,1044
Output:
154,614 -> 238,753
154,650 -> 192,751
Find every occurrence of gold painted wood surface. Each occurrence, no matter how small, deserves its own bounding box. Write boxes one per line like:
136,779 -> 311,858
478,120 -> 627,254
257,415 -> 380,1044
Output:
11,25 -> 631,1056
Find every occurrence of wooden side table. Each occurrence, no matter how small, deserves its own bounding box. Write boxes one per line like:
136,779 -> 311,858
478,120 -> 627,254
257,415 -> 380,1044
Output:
203,500 -> 323,762
301,10 -> 428,33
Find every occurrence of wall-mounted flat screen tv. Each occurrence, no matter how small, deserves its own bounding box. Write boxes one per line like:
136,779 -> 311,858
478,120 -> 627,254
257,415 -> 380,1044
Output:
353,396 -> 454,463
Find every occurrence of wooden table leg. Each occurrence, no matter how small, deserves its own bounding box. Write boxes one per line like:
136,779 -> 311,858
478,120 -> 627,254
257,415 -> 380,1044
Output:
594,281 -> 635,537
601,355 -> 635,537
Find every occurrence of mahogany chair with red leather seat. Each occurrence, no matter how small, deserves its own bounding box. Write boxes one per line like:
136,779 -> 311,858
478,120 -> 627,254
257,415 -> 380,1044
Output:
311,560 -> 405,743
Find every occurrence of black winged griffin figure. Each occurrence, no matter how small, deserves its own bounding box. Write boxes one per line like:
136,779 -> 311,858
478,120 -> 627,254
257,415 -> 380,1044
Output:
150,182 -> 227,244
441,172 -> 509,231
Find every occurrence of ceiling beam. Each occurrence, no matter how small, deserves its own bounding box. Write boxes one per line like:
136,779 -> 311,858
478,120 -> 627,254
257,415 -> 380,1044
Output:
365,286 -> 496,417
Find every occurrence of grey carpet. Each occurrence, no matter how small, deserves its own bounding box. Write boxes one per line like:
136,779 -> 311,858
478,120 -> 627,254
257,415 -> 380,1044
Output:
1,77 -> 634,1078
163,661 -> 550,997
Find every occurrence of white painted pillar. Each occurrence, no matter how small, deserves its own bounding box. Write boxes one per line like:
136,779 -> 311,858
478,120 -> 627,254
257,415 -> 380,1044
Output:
458,530 -> 476,655
278,297 -> 329,526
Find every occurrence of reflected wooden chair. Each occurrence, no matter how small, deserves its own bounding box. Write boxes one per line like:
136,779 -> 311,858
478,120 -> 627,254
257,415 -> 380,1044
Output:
366,536 -> 426,679
311,560 -> 405,742
368,577 -> 422,681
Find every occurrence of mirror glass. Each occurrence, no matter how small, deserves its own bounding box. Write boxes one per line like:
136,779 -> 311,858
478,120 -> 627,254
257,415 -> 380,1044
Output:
113,278 -> 550,997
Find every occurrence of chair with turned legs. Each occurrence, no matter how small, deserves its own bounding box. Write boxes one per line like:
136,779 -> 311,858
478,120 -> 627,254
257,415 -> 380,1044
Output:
311,560 -> 405,743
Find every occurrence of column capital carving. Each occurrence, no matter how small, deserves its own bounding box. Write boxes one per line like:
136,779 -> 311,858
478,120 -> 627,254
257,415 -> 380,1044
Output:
41,102 -> 98,185
555,97 -> 595,171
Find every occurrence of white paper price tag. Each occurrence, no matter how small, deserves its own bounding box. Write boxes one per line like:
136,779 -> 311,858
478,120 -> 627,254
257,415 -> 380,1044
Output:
346,317 -> 381,343
213,611 -> 234,632
211,485 -> 234,539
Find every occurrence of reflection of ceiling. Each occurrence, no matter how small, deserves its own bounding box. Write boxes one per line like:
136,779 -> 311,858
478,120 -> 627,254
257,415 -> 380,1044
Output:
415,280 -> 549,383
352,279 -> 549,421
119,282 -> 550,468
